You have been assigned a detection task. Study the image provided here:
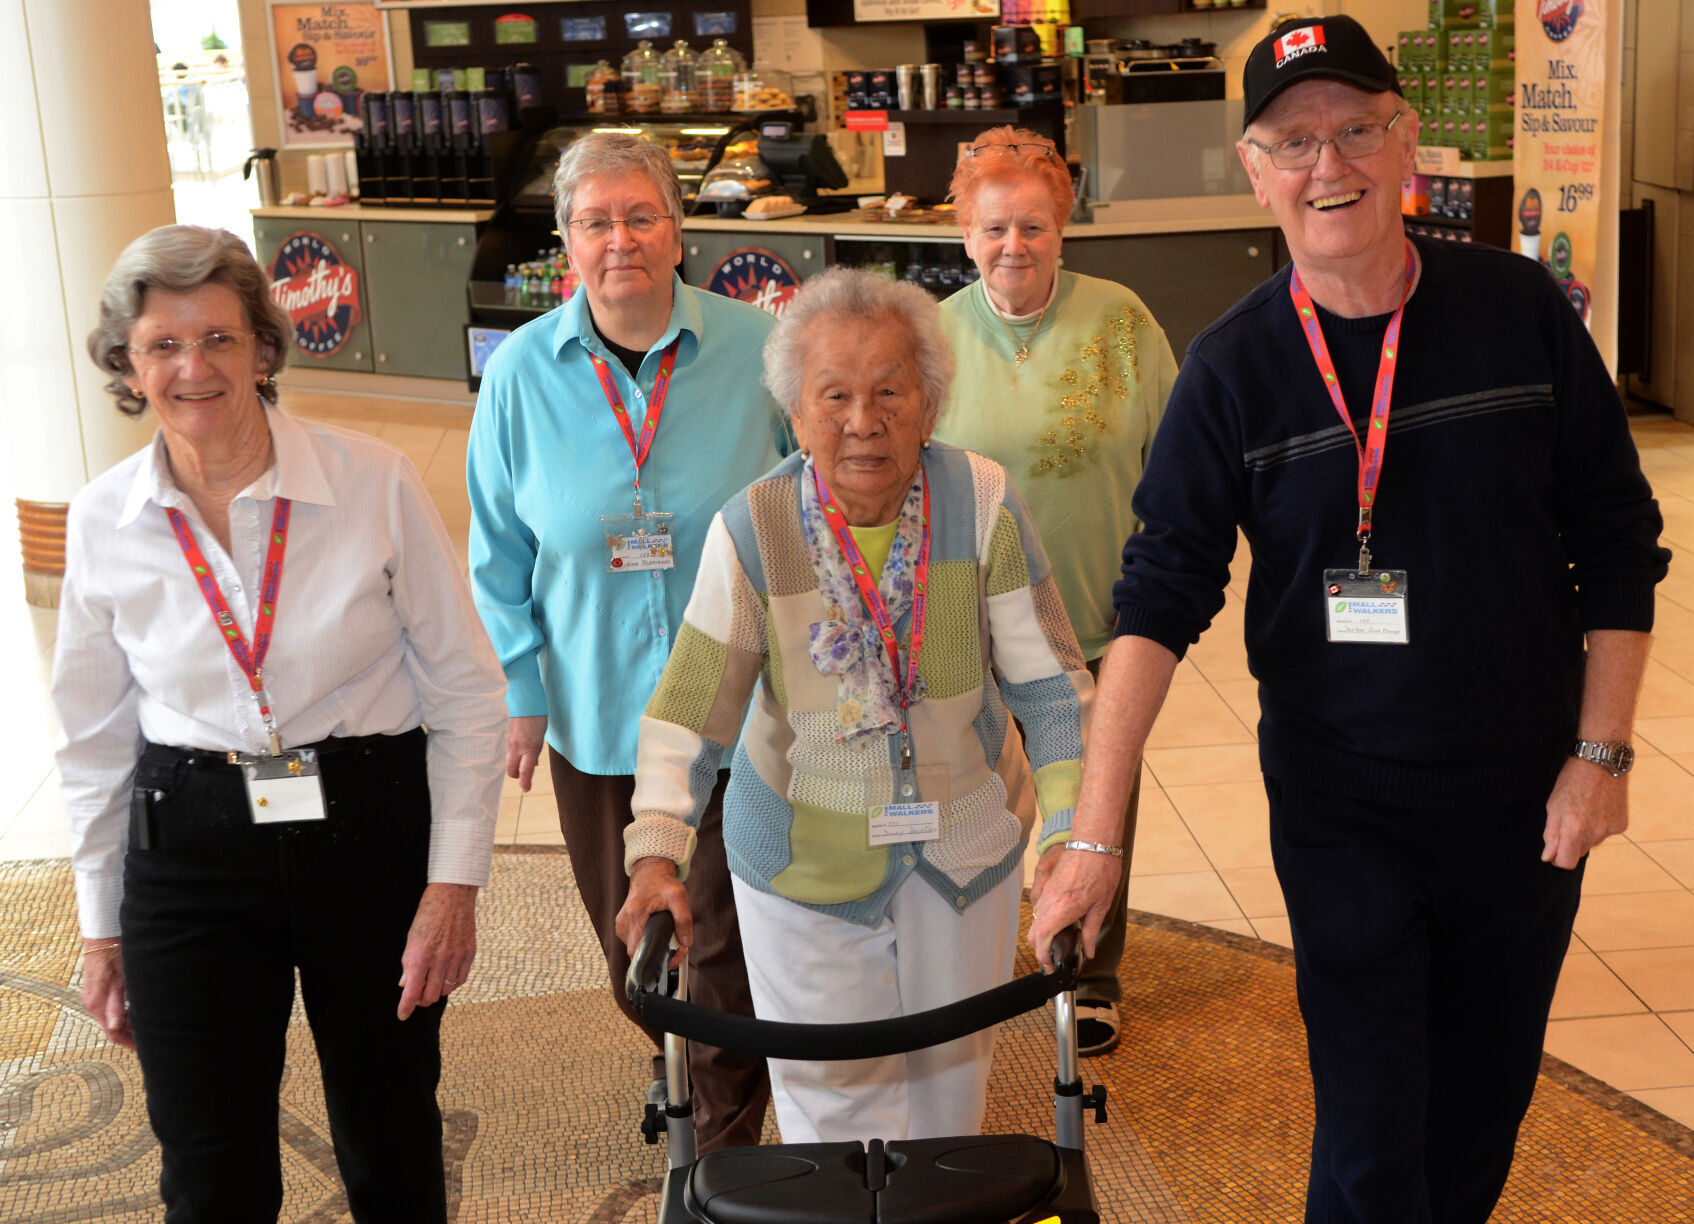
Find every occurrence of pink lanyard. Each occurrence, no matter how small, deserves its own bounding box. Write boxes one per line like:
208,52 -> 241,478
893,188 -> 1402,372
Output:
165,497 -> 292,754
1288,241 -> 1415,570
813,467 -> 931,768
590,339 -> 679,515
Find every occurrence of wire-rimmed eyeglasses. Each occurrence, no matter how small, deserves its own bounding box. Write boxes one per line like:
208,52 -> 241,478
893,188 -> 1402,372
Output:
127,330 -> 252,367
1243,111 -> 1408,171
566,214 -> 674,240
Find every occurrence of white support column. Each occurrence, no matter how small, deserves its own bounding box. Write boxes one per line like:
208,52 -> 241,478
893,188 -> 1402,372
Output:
0,0 -> 176,605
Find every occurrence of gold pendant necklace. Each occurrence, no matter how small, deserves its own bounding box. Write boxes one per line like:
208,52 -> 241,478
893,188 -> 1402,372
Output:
998,299 -> 1049,367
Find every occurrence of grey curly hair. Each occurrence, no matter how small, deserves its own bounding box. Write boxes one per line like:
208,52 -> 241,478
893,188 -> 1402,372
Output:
88,225 -> 291,417
761,268 -> 955,424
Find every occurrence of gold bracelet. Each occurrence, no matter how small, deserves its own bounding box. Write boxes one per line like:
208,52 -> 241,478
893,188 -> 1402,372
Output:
82,939 -> 122,956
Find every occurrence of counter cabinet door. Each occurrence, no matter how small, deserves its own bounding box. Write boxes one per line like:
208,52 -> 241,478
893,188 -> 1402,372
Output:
681,231 -> 829,314
253,218 -> 374,374
1064,230 -> 1284,359
361,220 -> 481,381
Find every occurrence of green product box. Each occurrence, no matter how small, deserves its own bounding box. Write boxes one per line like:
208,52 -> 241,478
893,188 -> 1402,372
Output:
1477,68 -> 1515,105
1464,142 -> 1512,161
462,66 -> 487,91
412,68 -> 434,92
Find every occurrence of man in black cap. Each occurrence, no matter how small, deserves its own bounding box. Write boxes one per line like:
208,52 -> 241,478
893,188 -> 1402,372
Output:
1028,14 -> 1671,1222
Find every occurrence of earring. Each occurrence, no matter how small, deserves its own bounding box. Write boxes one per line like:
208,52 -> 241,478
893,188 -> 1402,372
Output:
921,439 -> 931,449
800,447 -> 811,459
128,388 -> 144,401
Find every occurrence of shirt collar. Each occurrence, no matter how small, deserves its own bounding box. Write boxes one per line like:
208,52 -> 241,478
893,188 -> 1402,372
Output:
116,406 -> 337,529
554,273 -> 702,365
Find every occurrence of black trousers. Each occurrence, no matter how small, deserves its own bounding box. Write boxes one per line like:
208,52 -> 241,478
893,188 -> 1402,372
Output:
1266,776 -> 1584,1224
121,729 -> 447,1224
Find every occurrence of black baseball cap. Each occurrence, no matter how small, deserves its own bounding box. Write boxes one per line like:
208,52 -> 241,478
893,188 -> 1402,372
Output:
1242,16 -> 1401,130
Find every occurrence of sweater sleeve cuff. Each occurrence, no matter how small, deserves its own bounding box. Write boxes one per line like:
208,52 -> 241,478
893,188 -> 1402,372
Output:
1577,580 -> 1658,634
624,815 -> 699,882
1112,605 -> 1196,660
503,665 -> 548,719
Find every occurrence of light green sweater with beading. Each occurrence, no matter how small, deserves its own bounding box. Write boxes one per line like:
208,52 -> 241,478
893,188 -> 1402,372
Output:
935,271 -> 1179,659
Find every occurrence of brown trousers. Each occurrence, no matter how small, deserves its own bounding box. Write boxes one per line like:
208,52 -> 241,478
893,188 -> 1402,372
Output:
548,749 -> 770,1153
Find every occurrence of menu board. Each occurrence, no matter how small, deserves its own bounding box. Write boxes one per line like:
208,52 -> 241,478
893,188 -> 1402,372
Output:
853,0 -> 998,20
1513,0 -> 1606,330
268,2 -> 393,148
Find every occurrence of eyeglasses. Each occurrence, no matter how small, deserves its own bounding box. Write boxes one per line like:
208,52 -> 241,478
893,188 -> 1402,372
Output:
128,330 -> 251,367
965,142 -> 1057,162
1244,111 -> 1407,171
565,214 -> 673,240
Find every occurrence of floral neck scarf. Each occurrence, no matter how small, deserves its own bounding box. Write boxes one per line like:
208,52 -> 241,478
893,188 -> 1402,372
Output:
800,457 -> 928,750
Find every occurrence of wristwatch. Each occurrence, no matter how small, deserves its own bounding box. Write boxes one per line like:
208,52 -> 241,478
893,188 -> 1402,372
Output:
1570,739 -> 1636,778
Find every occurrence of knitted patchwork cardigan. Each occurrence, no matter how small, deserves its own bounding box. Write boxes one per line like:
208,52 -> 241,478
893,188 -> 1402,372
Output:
624,442 -> 1093,926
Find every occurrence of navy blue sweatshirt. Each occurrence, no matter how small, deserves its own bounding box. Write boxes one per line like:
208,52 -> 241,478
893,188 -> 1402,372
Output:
1114,236 -> 1671,807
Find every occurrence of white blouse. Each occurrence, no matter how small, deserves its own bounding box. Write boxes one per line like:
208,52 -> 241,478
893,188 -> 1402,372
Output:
53,407 -> 508,937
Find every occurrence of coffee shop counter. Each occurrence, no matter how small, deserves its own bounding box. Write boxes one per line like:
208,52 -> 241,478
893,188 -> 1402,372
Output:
679,194 -> 1280,357
253,205 -> 497,384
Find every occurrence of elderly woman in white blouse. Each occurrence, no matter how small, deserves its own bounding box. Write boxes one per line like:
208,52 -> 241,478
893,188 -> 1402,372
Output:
53,225 -> 506,1223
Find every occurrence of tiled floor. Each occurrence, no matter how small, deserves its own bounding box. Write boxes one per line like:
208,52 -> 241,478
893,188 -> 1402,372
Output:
4,389 -> 1692,1133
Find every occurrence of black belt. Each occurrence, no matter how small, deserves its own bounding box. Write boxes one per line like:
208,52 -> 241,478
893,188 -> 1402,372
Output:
150,728 -> 425,771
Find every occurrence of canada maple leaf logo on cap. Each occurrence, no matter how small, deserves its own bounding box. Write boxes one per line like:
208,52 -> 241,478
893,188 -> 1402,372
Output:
1274,24 -> 1327,67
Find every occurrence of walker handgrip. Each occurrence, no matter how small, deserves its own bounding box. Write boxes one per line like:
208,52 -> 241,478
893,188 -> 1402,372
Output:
1049,925 -> 1081,972
627,911 -> 677,1001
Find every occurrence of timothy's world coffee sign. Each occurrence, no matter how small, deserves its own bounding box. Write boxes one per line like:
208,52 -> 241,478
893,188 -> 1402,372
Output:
269,231 -> 363,357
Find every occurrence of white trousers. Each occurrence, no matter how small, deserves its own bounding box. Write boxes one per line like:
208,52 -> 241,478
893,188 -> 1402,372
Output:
732,868 -> 1023,1145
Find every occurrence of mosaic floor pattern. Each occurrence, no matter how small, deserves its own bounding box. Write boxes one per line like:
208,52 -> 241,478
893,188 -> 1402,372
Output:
1,848 -> 1691,1222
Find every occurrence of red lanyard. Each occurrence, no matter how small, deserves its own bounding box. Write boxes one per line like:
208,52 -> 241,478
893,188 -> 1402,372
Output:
814,467 -> 931,766
1288,241 -> 1415,569
166,497 -> 293,754
590,339 -> 679,514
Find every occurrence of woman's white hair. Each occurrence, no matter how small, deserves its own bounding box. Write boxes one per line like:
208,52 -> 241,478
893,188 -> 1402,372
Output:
762,267 -> 955,422
552,132 -> 684,242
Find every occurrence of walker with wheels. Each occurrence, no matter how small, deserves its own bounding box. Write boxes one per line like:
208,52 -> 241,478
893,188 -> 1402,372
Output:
627,913 -> 1107,1223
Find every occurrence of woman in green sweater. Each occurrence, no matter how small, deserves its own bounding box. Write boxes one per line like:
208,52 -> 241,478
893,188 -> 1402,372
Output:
933,126 -> 1179,1056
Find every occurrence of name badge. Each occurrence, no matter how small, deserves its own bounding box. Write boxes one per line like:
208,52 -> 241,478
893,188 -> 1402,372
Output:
870,801 -> 942,846
231,749 -> 328,824
603,511 -> 676,573
1323,569 -> 1410,645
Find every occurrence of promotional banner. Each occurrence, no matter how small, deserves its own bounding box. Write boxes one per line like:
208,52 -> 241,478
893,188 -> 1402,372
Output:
853,0 -> 997,22
268,3 -> 393,147
268,231 -> 364,357
1514,0 -> 1606,327
705,249 -> 803,317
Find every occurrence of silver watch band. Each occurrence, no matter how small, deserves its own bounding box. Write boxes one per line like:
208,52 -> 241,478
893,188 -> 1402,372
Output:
1063,839 -> 1123,857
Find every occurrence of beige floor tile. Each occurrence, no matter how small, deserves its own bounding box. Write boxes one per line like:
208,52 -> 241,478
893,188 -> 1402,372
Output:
1143,743 -> 1262,790
1548,952 -> 1647,1020
1168,656 -> 1207,685
1600,946 -> 1694,1013
1219,866 -> 1288,918
515,829 -> 567,847
1249,915 -> 1293,948
1622,755 -> 1694,841
1630,1085 -> 1694,1129
517,795 -> 562,836
1580,838 -> 1683,894
1544,1014 -> 1694,1091
1209,679 -> 1262,738
1186,611 -> 1252,684
1663,1009 -> 1694,1046
1202,917 -> 1256,938
1574,890 -> 1694,952
1639,839 -> 1694,888
1165,781 -> 1272,871
1127,792 -> 1214,876
1638,659 -> 1694,719
1657,492 -> 1694,549
1638,715 -> 1694,756
1143,683 -> 1255,750
1126,871 -> 1244,924
6,783 -> 69,838
0,830 -> 72,861
494,791 -> 523,840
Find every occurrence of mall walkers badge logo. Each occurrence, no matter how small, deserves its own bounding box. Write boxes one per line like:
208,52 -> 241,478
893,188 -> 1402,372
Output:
269,231 -> 363,357
1538,0 -> 1583,41
706,248 -> 802,317
1274,24 -> 1327,68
